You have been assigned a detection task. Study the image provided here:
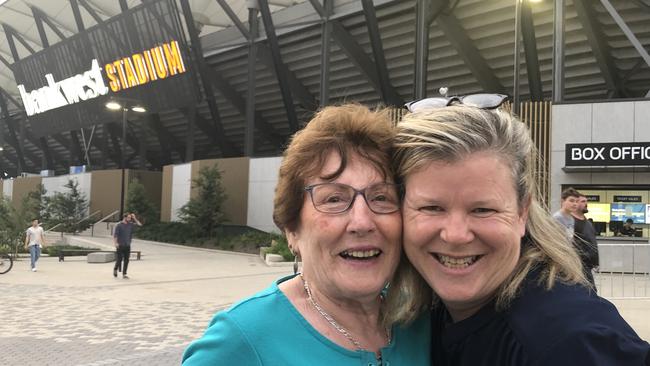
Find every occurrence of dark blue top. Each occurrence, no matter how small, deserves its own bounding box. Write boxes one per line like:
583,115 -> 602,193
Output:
113,221 -> 135,246
431,273 -> 650,365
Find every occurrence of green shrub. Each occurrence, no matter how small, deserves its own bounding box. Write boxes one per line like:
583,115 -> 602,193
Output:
0,196 -> 30,256
126,179 -> 160,225
44,245 -> 101,257
178,165 -> 228,237
266,235 -> 295,261
46,179 -> 90,233
217,230 -> 273,253
132,221 -> 292,259
134,222 -> 193,244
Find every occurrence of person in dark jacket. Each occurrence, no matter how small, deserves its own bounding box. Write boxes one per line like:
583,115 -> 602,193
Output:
620,218 -> 637,237
113,213 -> 141,279
386,103 -> 650,365
572,193 -> 600,289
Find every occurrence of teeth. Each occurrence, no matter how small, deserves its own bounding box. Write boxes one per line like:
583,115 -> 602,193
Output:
436,254 -> 478,269
341,249 -> 381,258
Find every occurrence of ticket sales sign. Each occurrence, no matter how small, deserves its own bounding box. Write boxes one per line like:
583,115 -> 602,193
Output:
565,142 -> 650,167
11,0 -> 197,137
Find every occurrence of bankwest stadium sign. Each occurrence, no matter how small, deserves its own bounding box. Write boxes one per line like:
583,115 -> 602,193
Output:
18,40 -> 186,117
10,0 -> 196,137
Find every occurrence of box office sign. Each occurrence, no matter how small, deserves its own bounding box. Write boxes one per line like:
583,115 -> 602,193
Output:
11,0 -> 197,137
565,142 -> 650,167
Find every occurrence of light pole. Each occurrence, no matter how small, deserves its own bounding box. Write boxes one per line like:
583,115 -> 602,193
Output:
513,0 -> 522,115
514,0 -> 543,114
106,101 -> 146,219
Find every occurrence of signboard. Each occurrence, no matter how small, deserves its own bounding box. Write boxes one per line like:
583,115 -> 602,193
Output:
610,203 -> 645,224
613,195 -> 642,202
585,203 -> 611,223
11,0 -> 197,137
565,142 -> 650,167
585,195 -> 600,202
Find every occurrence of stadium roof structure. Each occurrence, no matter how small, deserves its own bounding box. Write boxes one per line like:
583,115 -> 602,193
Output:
0,0 -> 648,177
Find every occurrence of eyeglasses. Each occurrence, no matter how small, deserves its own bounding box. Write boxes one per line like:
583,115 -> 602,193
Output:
304,182 -> 400,214
404,93 -> 509,113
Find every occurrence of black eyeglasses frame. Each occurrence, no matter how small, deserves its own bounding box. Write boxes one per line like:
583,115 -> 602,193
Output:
404,93 -> 510,113
303,182 -> 401,215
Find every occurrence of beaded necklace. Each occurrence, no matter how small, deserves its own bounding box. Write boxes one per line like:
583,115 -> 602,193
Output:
299,274 -> 390,364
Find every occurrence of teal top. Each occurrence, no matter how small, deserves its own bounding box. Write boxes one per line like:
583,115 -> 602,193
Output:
183,275 -> 431,366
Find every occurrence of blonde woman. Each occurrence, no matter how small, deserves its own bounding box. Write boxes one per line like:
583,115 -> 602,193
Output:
388,98 -> 650,365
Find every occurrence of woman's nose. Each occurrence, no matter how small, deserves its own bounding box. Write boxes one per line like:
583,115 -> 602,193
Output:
440,213 -> 474,244
346,194 -> 377,235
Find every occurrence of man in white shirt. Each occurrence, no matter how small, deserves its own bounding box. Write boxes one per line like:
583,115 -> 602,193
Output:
25,219 -> 46,272
552,187 -> 580,239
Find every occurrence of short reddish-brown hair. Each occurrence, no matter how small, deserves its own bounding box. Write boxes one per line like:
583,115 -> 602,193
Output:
273,104 -> 395,232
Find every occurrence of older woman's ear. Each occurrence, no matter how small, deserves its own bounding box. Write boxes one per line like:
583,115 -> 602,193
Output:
285,229 -> 300,256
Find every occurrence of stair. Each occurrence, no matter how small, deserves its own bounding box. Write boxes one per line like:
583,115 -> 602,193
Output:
78,222 -> 116,237
44,231 -> 66,246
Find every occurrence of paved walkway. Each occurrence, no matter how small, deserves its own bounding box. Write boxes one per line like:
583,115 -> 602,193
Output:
1,235 -> 649,365
0,235 -> 290,365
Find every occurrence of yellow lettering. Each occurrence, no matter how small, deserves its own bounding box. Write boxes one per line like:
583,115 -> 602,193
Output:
105,63 -> 120,92
163,41 -> 186,75
104,40 -> 187,91
152,46 -> 168,79
144,50 -> 157,81
113,60 -> 128,91
132,54 -> 149,84
124,58 -> 138,88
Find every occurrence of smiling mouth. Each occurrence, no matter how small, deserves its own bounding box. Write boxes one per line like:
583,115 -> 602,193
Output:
340,249 -> 382,260
433,254 -> 483,269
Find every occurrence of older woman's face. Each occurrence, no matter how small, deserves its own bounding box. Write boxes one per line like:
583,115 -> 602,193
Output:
402,152 -> 528,321
287,151 -> 401,301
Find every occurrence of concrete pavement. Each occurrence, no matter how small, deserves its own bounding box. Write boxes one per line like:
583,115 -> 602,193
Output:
0,235 -> 291,365
1,235 -> 649,365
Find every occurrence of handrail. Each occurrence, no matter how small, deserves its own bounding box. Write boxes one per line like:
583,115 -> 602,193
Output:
95,210 -> 119,225
75,210 -> 101,225
45,223 -> 62,233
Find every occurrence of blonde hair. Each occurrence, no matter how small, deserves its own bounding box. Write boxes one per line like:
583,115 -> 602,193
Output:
273,103 -> 395,233
385,106 -> 587,325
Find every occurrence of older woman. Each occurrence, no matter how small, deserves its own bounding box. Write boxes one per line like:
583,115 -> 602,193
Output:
183,104 -> 430,365
387,102 -> 650,365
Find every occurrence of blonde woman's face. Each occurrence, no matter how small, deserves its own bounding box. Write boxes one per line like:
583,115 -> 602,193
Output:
402,152 -> 528,322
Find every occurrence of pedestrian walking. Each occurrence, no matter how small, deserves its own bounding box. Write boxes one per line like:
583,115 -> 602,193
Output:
113,213 -> 142,279
25,219 -> 46,272
572,194 -> 600,289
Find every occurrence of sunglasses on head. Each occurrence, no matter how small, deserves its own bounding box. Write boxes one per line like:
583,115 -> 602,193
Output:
404,93 -> 510,113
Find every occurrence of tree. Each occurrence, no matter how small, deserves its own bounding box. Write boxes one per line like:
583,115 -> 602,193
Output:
178,165 -> 228,237
47,179 -> 89,233
0,196 -> 31,256
125,179 -> 159,224
21,184 -> 49,225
